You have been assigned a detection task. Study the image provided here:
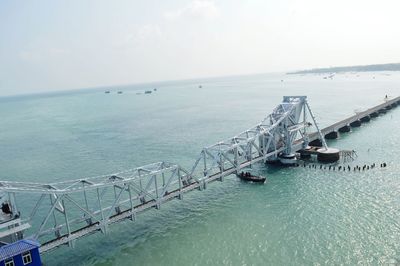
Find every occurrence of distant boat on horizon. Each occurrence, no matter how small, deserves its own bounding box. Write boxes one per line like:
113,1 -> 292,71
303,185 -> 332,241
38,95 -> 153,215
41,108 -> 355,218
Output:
145,90 -> 152,94
117,91 -> 123,94
105,90 -> 110,94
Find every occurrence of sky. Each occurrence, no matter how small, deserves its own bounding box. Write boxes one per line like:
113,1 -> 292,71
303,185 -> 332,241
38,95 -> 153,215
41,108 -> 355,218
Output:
1,0 -> 400,96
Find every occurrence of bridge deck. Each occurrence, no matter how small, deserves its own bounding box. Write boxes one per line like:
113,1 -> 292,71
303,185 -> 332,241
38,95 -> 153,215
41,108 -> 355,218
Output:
40,154 -> 268,253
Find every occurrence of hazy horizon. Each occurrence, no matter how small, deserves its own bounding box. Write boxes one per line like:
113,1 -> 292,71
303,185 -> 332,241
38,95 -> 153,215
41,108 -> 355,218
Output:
0,70 -> 287,98
2,0 -> 400,96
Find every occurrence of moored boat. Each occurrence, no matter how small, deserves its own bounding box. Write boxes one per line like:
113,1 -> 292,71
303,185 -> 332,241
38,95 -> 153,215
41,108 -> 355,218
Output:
237,172 -> 266,183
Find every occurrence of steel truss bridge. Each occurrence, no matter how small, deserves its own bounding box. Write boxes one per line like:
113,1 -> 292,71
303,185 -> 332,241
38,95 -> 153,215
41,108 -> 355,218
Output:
0,96 -> 327,253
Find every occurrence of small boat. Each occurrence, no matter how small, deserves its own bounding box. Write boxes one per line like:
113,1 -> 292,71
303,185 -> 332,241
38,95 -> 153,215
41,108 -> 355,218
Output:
105,90 -> 110,94
117,91 -> 123,94
154,88 -> 157,91
237,172 -> 266,183
198,85 -> 202,88
145,90 -> 152,94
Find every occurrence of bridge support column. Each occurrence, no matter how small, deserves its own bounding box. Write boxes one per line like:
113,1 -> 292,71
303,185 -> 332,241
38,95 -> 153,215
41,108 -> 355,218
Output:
309,139 -> 323,147
350,120 -> 361,127
338,125 -> 351,133
324,131 -> 338,139
360,115 -> 371,122
370,112 -> 379,118
317,148 -> 340,163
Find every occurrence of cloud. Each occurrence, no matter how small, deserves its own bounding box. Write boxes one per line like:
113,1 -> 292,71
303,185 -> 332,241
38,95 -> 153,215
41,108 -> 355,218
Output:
164,0 -> 219,21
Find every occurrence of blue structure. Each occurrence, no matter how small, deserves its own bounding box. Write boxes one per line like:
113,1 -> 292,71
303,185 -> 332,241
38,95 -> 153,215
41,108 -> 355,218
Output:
0,240 -> 41,266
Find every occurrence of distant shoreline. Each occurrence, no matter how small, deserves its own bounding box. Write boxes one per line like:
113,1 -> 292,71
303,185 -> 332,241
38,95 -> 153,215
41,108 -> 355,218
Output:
287,63 -> 400,74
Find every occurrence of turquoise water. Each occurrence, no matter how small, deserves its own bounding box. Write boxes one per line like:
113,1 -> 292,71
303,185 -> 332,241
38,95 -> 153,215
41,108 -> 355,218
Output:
1,72 -> 400,265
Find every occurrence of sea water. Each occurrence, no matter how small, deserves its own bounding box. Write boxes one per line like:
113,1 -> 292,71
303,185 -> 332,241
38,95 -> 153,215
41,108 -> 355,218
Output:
0,72 -> 399,265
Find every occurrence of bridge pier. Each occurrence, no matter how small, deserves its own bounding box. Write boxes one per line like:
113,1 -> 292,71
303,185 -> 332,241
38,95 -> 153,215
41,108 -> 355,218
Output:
309,139 -> 323,147
350,120 -> 361,127
360,115 -> 371,122
324,131 -> 338,139
338,125 -> 351,133
317,148 -> 340,163
379,109 -> 387,114
370,112 -> 379,118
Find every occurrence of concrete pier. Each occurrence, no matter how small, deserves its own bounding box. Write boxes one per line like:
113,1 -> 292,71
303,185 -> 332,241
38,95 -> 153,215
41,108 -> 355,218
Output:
360,115 -> 371,122
350,120 -> 361,127
309,139 -> 323,147
379,109 -> 387,114
370,112 -> 379,118
338,125 -> 351,133
317,148 -> 340,163
325,131 -> 338,139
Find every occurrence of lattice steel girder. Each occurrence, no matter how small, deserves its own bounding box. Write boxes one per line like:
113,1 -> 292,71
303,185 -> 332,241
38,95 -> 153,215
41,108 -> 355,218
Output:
198,96 -> 310,174
0,162 -> 186,194
2,162 -> 193,244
